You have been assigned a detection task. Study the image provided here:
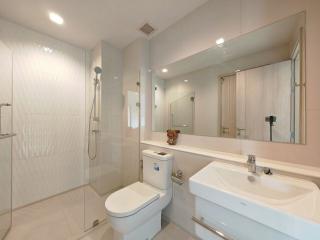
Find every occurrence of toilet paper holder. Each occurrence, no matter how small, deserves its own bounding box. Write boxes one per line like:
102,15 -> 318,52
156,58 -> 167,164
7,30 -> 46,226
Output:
171,170 -> 184,185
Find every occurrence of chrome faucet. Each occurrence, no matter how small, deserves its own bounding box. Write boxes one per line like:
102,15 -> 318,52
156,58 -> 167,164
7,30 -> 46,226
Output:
247,155 -> 256,173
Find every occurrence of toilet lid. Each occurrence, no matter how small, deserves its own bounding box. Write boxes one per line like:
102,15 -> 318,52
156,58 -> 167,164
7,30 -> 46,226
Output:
105,182 -> 160,217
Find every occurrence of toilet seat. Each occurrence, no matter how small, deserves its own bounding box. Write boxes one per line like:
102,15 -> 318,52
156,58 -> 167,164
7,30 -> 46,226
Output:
105,182 -> 160,218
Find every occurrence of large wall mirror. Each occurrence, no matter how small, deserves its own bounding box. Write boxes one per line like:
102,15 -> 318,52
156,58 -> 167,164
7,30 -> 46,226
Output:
152,12 -> 306,144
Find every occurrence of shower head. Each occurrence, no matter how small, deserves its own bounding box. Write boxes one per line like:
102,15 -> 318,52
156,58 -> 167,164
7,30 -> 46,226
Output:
93,66 -> 102,86
94,66 -> 102,75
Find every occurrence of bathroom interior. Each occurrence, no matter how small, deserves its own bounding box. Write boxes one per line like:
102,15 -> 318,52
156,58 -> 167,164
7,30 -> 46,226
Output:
0,1 -> 319,240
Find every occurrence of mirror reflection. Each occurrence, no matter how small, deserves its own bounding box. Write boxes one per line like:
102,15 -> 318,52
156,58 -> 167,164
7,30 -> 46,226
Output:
152,12 -> 306,144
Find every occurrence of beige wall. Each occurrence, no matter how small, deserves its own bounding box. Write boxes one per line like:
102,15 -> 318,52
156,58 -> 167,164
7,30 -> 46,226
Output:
143,0 -> 320,236
148,0 -> 320,168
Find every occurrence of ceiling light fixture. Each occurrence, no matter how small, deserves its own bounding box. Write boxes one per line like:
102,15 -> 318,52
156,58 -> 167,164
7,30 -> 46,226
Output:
162,68 -> 168,73
184,79 -> 189,83
49,12 -> 64,25
43,46 -> 53,53
216,37 -> 225,46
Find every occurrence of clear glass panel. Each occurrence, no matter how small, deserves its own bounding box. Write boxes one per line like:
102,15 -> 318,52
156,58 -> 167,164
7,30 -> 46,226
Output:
170,92 -> 195,134
84,63 -> 107,230
294,52 -> 301,143
84,60 -> 141,230
127,91 -> 139,129
0,138 -> 12,239
0,40 -> 13,239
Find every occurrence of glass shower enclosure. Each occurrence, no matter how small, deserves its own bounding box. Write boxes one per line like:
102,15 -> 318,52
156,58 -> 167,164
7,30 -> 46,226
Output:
0,40 -> 13,239
84,61 -> 141,231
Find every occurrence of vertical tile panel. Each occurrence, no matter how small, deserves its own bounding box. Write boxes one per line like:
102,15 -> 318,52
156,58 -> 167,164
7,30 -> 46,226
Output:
0,19 -> 86,208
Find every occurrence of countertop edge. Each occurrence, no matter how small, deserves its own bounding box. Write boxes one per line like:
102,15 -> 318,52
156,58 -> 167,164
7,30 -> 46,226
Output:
141,140 -> 320,179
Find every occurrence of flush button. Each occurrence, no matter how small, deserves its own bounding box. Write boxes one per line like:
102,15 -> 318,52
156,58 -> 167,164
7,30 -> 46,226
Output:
153,163 -> 160,171
157,152 -> 167,155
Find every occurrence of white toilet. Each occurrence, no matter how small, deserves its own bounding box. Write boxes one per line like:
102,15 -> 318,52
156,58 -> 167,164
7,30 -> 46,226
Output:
105,150 -> 173,240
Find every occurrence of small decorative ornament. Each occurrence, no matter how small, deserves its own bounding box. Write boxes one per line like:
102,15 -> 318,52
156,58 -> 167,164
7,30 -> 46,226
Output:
166,129 -> 180,145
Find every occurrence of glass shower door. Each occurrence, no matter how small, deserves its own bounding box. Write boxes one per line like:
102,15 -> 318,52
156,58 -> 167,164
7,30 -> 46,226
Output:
0,41 -> 13,239
84,64 -> 141,231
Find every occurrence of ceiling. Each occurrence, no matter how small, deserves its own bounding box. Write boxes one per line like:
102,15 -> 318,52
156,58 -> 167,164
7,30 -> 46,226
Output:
0,0 -> 207,49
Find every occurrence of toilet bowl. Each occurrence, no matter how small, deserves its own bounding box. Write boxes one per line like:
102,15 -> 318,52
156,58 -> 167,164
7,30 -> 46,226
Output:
105,150 -> 173,240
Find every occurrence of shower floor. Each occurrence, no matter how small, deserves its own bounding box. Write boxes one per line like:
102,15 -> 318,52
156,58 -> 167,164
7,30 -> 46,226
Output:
4,186 -> 196,240
5,186 -> 108,240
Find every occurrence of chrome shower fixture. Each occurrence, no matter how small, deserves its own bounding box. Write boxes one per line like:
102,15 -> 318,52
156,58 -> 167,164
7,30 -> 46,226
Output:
94,66 -> 102,86
88,66 -> 102,160
94,66 -> 102,75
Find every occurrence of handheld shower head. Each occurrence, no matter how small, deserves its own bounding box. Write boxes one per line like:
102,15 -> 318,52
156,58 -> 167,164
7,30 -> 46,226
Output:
89,66 -> 102,160
93,66 -> 102,85
94,66 -> 102,75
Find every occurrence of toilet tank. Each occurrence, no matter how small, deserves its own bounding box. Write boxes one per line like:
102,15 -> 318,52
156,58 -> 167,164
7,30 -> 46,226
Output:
142,150 -> 173,190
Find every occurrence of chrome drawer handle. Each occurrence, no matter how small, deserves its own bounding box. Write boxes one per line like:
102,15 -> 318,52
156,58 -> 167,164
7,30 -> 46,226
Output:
192,216 -> 234,240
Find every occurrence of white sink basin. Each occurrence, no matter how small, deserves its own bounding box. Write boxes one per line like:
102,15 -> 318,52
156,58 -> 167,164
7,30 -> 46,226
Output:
189,161 -> 320,240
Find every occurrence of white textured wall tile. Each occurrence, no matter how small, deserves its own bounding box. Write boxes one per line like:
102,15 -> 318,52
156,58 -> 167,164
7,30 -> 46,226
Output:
0,19 -> 86,208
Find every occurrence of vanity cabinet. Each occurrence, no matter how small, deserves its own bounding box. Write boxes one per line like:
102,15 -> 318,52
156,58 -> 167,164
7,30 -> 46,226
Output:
193,197 -> 295,240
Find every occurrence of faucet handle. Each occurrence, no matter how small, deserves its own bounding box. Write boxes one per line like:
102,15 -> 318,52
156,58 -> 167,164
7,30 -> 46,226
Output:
247,154 -> 256,163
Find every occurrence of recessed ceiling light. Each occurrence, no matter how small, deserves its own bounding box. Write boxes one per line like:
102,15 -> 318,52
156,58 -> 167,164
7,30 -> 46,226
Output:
43,46 -> 53,53
235,69 -> 241,72
216,37 -> 224,46
113,76 -> 119,80
184,79 -> 189,83
162,68 -> 168,73
49,12 -> 64,25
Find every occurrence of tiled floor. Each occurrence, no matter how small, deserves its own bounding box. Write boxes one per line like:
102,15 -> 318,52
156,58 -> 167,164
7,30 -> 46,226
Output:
0,211 -> 11,239
79,221 -> 196,240
4,186 -> 196,240
5,186 -> 107,240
